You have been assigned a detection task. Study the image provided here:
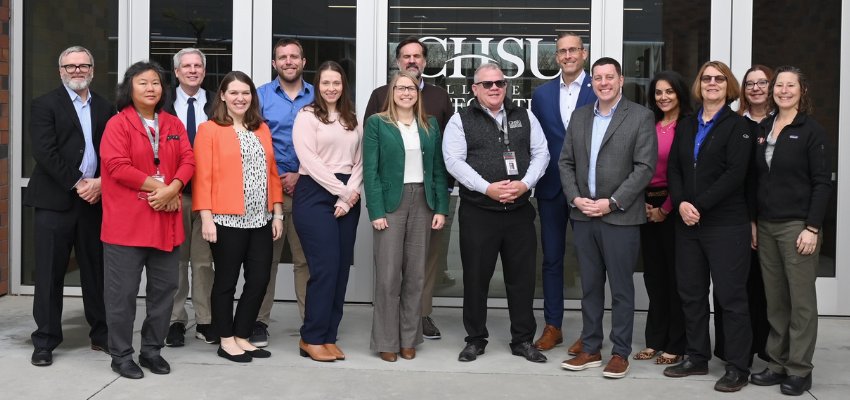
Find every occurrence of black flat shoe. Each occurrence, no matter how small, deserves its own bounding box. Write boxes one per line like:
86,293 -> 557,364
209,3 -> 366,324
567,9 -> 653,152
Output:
218,346 -> 252,363
245,348 -> 271,358
663,359 -> 709,377
139,355 -> 171,374
458,342 -> 486,362
111,359 -> 144,379
509,341 -> 547,363
781,374 -> 812,396
31,349 -> 53,367
90,343 -> 110,355
751,368 -> 787,386
715,367 -> 749,392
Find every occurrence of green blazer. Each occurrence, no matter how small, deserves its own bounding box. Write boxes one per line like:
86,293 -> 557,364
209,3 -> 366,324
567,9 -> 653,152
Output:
363,114 -> 449,221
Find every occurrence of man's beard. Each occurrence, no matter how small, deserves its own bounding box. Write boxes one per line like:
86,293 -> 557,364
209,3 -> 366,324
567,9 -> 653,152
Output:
63,74 -> 92,91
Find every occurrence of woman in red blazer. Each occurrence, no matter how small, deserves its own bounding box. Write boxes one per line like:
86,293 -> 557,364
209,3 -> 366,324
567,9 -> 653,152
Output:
192,71 -> 284,362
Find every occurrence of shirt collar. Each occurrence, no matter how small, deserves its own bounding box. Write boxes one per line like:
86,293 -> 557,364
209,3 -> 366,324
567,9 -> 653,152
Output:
559,70 -> 586,89
593,95 -> 622,118
276,78 -> 313,99
64,85 -> 91,104
698,106 -> 725,126
176,85 -> 206,103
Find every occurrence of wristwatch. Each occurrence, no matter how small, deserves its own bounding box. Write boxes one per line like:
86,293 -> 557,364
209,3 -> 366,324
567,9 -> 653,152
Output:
608,197 -> 620,213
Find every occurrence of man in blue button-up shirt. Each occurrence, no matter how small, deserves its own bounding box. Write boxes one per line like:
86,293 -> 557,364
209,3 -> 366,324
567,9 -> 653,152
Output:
251,38 -> 315,348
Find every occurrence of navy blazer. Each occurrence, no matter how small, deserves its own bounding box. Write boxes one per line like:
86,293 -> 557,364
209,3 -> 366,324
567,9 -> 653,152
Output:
24,86 -> 115,211
531,73 -> 596,199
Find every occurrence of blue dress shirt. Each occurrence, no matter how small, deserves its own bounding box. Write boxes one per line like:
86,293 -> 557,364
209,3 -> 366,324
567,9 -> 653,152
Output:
694,106 -> 725,161
65,85 -> 96,180
257,78 -> 315,175
588,97 -> 621,198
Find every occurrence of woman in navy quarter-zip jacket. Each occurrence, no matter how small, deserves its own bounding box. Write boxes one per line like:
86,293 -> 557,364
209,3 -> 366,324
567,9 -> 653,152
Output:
665,61 -> 754,393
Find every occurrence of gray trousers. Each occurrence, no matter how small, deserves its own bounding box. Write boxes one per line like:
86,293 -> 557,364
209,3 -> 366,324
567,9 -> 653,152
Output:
422,194 -> 456,316
370,184 -> 431,352
572,219 -> 639,358
258,192 -> 310,324
104,243 -> 179,362
171,194 -> 215,325
758,220 -> 819,377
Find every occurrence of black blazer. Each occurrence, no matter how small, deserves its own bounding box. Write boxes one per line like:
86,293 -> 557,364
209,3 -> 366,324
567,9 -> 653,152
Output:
162,87 -> 214,120
24,86 -> 115,211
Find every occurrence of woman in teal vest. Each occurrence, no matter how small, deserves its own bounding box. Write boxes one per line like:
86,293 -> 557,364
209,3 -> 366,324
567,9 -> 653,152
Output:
363,71 -> 449,362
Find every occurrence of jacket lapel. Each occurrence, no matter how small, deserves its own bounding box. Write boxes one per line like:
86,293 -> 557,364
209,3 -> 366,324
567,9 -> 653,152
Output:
56,87 -> 85,138
600,99 -> 629,148
551,82 -> 565,133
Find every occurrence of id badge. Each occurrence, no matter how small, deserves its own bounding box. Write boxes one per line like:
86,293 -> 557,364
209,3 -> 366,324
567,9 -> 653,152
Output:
503,151 -> 518,176
152,173 -> 165,183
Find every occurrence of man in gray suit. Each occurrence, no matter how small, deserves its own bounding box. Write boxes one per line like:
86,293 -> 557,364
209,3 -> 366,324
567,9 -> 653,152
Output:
558,57 -> 657,379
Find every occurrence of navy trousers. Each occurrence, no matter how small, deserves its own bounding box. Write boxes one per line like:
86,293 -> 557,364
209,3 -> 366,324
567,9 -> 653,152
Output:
294,174 -> 360,345
537,192 -> 570,328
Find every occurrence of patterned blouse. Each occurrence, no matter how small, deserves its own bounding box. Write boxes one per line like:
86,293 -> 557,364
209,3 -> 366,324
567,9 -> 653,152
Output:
213,130 -> 271,228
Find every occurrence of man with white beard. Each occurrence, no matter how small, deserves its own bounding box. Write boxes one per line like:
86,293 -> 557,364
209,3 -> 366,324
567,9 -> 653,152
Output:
25,46 -> 115,366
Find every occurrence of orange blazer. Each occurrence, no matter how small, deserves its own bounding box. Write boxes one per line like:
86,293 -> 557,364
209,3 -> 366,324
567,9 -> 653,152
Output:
192,120 -> 283,215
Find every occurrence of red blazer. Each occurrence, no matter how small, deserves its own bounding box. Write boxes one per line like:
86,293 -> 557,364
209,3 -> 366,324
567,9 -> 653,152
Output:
192,120 -> 283,214
100,106 -> 195,251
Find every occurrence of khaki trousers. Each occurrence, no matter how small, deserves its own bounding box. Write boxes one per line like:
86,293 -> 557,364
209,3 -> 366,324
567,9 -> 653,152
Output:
421,194 -> 456,316
171,194 -> 215,325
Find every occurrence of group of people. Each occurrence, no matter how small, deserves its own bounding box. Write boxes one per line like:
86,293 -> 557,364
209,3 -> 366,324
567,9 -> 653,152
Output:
27,33 -> 830,396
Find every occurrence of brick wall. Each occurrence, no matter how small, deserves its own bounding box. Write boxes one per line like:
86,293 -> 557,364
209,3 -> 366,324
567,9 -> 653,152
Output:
0,0 -> 9,296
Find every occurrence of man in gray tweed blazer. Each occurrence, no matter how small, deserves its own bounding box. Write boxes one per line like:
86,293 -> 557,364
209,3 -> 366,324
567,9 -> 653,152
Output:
558,57 -> 657,379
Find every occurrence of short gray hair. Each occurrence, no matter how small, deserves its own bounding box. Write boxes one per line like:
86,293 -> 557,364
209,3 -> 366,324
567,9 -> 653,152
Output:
172,48 -> 206,70
58,46 -> 94,67
473,63 -> 503,83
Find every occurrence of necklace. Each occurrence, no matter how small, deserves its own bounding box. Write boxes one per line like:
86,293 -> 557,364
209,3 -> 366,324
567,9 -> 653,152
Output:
397,118 -> 414,128
657,120 -> 676,135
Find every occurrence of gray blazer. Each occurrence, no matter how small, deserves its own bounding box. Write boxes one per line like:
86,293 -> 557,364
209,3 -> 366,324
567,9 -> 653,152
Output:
558,97 -> 657,226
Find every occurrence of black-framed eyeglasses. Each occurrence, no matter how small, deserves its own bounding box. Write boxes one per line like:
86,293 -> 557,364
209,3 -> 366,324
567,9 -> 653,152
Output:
61,64 -> 92,73
744,79 -> 769,90
474,80 -> 507,89
557,47 -> 583,56
700,74 -> 727,84
393,85 -> 417,93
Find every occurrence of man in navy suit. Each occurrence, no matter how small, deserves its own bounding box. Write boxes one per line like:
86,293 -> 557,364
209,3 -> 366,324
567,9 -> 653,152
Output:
529,32 -> 597,353
26,46 -> 114,366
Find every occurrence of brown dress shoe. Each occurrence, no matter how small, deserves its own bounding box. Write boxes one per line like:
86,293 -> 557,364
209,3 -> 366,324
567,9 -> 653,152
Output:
324,343 -> 346,360
379,352 -> 398,362
567,338 -> 583,356
400,347 -> 416,360
299,339 -> 335,362
602,354 -> 630,378
561,352 -> 602,370
533,324 -> 563,351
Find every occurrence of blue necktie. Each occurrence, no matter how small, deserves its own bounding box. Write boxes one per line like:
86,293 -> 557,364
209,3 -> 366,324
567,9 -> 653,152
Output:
187,97 -> 197,144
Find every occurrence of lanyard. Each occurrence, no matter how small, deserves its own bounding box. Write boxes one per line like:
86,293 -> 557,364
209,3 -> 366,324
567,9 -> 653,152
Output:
493,112 -> 511,151
138,111 -> 161,168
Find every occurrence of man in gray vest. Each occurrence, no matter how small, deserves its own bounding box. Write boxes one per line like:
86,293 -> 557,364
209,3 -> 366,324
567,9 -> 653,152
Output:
443,63 -> 549,363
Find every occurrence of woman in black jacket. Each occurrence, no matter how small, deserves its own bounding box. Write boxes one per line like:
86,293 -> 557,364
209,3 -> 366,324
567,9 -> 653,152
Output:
663,61 -> 754,393
748,66 -> 831,396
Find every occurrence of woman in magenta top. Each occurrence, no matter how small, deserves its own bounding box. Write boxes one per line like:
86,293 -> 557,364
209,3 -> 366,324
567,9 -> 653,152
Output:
100,61 -> 194,379
292,61 -> 363,362
634,71 -> 692,365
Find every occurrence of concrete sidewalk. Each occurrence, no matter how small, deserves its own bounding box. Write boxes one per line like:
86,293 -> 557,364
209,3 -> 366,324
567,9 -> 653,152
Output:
1,295 -> 847,399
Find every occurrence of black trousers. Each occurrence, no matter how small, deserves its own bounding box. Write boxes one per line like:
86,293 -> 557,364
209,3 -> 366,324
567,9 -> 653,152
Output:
675,221 -> 752,372
31,198 -> 107,351
713,248 -> 770,364
209,223 -> 273,339
639,191 -> 685,355
459,200 -> 537,345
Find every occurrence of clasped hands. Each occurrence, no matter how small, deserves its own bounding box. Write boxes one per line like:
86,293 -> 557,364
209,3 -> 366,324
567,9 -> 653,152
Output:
76,177 -> 102,204
485,180 -> 528,204
147,183 -> 181,212
334,191 -> 360,218
573,197 -> 612,218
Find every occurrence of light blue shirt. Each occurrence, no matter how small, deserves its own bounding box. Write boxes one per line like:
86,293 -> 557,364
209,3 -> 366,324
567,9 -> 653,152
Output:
588,97 -> 621,198
174,86 -> 208,133
65,85 -> 96,180
257,79 -> 315,175
443,105 -> 549,194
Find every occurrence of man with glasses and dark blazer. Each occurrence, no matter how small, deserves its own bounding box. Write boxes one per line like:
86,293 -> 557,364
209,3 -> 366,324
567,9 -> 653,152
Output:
26,46 -> 114,366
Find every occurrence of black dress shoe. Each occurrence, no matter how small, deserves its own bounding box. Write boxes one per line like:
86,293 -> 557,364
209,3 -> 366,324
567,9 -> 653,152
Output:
509,341 -> 547,363
139,355 -> 171,374
165,322 -> 185,347
218,346 -> 252,363
780,374 -> 812,396
714,367 -> 749,392
458,342 -> 486,362
751,368 -> 788,386
111,359 -> 144,379
245,348 -> 272,358
663,359 -> 709,377
31,349 -> 53,366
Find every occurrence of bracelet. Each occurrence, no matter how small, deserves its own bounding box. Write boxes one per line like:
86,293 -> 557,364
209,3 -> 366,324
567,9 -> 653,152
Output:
273,214 -> 285,221
805,227 -> 818,234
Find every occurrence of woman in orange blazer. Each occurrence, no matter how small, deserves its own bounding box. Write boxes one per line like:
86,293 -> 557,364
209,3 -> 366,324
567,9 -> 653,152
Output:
192,71 -> 283,363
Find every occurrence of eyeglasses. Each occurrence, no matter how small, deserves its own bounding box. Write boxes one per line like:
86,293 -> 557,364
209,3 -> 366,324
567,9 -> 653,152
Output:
61,64 -> 92,73
474,80 -> 507,89
744,79 -> 769,90
557,47 -> 583,56
393,85 -> 417,93
700,74 -> 727,84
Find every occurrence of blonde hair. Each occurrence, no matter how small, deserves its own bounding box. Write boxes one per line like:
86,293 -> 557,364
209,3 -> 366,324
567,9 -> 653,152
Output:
691,60 -> 740,105
378,71 -> 431,132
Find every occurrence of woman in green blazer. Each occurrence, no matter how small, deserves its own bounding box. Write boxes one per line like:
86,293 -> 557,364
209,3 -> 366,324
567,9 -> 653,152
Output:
363,71 -> 449,362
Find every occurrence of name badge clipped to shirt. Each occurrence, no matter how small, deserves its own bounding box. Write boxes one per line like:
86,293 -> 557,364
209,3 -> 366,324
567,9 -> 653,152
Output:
503,151 -> 519,176
152,173 -> 165,183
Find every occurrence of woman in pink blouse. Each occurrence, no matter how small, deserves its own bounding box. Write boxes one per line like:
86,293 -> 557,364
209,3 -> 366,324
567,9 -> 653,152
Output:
634,70 -> 692,365
292,61 -> 363,362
